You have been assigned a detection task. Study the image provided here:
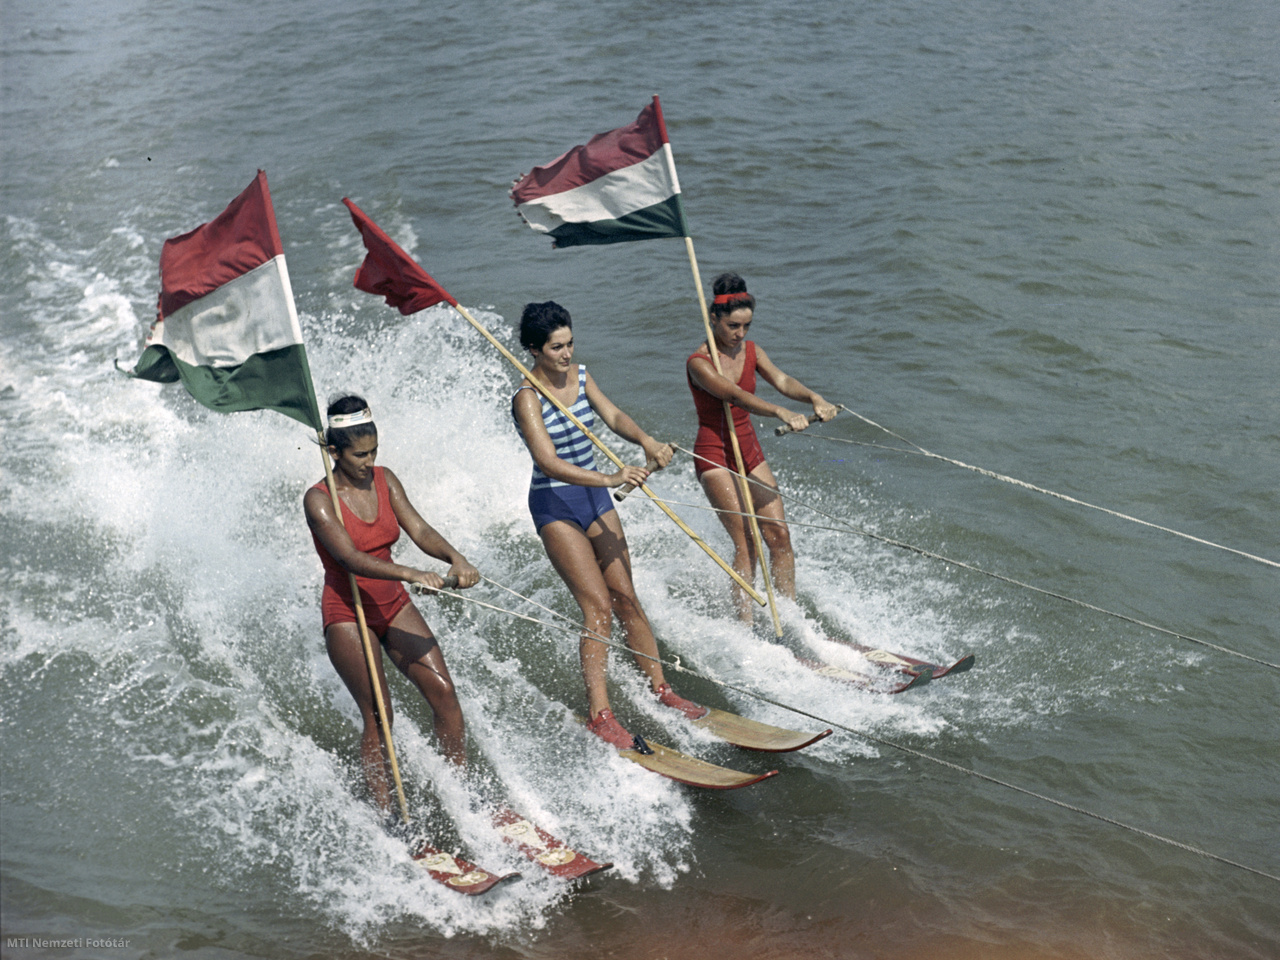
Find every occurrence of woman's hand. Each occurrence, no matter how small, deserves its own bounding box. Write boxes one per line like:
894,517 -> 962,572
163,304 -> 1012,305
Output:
812,396 -> 838,421
641,439 -> 674,469
609,464 -> 651,488
407,569 -> 447,594
447,558 -> 480,589
777,407 -> 811,433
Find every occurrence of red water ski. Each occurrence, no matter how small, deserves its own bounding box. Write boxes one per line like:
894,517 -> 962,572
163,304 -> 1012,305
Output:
411,844 -> 520,895
491,808 -> 612,880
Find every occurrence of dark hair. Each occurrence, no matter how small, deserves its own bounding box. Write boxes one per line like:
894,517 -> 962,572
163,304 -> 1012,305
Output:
324,394 -> 377,452
519,301 -> 573,351
710,272 -> 756,319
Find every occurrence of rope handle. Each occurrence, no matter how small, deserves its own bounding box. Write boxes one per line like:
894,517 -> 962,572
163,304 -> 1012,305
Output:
409,574 -> 459,595
613,457 -> 660,502
775,409 -> 838,436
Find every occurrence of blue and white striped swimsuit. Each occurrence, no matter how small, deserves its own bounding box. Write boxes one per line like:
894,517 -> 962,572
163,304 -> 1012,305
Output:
524,365 -> 596,489
513,365 -> 616,531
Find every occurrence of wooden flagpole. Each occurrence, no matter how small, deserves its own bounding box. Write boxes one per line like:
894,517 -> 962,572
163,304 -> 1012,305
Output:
447,302 -> 767,607
681,238 -> 784,637
648,91 -> 782,635
316,431 -> 412,823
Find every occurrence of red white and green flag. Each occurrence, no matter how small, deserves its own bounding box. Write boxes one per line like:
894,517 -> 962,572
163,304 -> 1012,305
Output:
127,171 -> 322,431
511,96 -> 690,248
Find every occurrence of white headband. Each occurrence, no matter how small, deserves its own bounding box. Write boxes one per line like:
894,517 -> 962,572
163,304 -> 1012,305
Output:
328,408 -> 374,429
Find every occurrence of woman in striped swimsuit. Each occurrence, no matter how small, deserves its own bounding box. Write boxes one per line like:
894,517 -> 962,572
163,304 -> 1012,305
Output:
512,301 -> 705,749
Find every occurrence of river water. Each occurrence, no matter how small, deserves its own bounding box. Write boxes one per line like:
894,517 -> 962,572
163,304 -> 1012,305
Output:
2,1 -> 1277,958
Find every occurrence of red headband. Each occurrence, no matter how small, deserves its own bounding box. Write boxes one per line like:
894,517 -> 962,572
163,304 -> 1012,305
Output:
713,292 -> 749,305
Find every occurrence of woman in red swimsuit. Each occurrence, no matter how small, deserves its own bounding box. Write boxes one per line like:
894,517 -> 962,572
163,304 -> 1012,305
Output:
304,395 -> 479,813
687,273 -> 837,621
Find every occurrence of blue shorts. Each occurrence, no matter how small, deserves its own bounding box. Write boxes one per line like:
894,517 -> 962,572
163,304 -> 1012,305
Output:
528,483 -> 616,533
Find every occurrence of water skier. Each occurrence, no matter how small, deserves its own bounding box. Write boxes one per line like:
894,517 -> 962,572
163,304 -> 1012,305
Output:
512,301 -> 706,748
304,395 -> 479,813
687,272 -> 838,621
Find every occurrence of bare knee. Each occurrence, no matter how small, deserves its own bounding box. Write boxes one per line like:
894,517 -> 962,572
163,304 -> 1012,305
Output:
404,658 -> 459,708
762,524 -> 791,555
432,672 -> 460,709
362,702 -> 392,733
578,590 -> 614,634
427,676 -> 463,724
609,588 -> 644,621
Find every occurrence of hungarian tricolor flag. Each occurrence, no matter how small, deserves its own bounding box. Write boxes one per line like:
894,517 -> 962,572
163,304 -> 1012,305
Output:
342,198 -> 457,313
127,171 -> 322,431
511,96 -> 690,248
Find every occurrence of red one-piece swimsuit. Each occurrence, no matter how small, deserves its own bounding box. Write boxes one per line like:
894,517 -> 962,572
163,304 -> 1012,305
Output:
687,340 -> 767,479
311,466 -> 411,633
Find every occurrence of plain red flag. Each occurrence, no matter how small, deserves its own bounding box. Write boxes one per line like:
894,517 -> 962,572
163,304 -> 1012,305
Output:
342,198 -> 457,314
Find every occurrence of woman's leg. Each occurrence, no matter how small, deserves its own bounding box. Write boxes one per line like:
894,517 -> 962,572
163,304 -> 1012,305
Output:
745,462 -> 794,599
539,520 -> 617,720
383,602 -> 466,769
585,509 -> 667,692
326,622 -> 396,813
587,510 -> 705,718
700,467 -> 759,621
700,462 -> 795,615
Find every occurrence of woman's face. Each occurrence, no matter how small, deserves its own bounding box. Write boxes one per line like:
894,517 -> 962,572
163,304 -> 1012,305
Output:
712,307 -> 752,350
332,433 -> 378,483
532,325 -> 574,372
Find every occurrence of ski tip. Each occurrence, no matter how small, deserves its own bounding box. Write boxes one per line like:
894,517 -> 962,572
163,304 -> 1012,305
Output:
570,860 -> 615,880
692,708 -> 834,752
906,664 -> 941,679
911,653 -> 975,679
896,669 -> 933,692
686,767 -> 780,789
412,846 -> 522,895
491,807 -> 615,881
758,727 -> 833,752
756,728 -> 834,752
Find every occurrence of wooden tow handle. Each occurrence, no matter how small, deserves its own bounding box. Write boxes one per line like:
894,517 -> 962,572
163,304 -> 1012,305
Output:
775,411 -> 835,436
410,574 -> 459,595
613,457 -> 660,502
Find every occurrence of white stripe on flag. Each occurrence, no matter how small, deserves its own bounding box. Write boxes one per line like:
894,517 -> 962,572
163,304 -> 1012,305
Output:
515,150 -> 677,233
150,255 -> 303,368
661,143 -> 682,195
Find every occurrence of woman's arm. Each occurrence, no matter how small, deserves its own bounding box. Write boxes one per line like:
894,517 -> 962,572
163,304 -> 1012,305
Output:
583,371 -> 673,469
305,485 -> 430,585
753,346 -> 838,422
382,469 -> 479,588
687,353 -> 811,432
513,382 -> 653,488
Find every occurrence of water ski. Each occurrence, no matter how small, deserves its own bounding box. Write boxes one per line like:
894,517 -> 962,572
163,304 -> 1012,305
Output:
411,844 -> 520,895
692,707 -> 832,753
836,639 -> 976,680
617,737 -> 780,789
491,808 -> 612,880
799,656 -> 933,694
